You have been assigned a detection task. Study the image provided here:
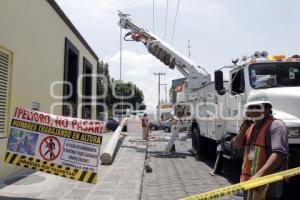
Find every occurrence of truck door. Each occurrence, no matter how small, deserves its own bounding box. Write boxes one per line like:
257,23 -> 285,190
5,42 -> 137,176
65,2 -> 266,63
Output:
227,69 -> 245,133
196,91 -> 207,136
206,91 -> 217,139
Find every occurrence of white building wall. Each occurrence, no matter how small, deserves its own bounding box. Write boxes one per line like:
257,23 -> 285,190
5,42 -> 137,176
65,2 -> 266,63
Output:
0,0 -> 98,178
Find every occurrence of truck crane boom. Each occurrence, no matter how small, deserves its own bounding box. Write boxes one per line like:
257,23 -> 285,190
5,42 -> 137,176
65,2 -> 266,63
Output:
118,11 -> 211,91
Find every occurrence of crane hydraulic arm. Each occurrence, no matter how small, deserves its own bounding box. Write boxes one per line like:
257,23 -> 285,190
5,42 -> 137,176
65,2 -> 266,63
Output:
118,11 -> 211,90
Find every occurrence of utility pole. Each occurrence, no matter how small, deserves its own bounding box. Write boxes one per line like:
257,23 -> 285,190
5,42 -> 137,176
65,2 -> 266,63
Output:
120,24 -> 123,118
160,83 -> 168,102
188,38 -> 191,58
154,72 -> 166,121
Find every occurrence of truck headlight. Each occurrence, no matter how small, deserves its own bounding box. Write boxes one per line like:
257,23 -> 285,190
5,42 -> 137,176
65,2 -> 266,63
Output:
288,127 -> 300,138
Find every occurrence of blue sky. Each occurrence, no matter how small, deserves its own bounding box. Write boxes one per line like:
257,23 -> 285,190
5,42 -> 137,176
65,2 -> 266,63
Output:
56,0 -> 300,109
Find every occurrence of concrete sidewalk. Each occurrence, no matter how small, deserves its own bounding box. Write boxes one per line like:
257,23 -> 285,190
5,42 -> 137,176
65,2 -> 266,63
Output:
0,132 -> 147,200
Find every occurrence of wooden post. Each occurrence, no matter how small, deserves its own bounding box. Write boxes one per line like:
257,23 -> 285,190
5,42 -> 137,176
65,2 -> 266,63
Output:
100,118 -> 127,164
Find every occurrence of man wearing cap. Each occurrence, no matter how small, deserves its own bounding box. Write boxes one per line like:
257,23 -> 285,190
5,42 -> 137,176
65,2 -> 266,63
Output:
233,101 -> 289,200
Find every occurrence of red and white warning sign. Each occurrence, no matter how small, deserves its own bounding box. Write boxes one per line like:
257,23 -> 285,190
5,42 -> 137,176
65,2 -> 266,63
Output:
5,107 -> 105,184
39,136 -> 61,161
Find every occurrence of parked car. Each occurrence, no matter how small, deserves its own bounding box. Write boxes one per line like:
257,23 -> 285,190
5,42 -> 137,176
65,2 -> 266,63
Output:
160,121 -> 172,132
106,117 -> 127,132
131,110 -> 145,117
149,122 -> 159,131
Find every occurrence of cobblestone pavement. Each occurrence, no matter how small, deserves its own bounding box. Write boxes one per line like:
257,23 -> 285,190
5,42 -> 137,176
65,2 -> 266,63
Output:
0,131 -> 146,200
141,131 -> 300,200
0,130 -> 298,200
141,131 -> 245,200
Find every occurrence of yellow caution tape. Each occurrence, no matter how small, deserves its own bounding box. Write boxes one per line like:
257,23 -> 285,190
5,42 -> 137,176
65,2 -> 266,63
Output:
4,152 -> 97,184
182,167 -> 300,200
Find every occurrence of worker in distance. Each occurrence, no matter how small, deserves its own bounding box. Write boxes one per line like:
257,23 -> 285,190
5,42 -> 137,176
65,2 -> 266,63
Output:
233,101 -> 289,200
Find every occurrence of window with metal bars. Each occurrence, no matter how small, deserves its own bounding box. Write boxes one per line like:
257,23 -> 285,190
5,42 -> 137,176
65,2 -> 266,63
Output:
0,48 -> 11,137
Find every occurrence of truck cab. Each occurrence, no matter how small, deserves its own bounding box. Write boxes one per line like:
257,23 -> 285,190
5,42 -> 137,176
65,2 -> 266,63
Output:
216,54 -> 300,161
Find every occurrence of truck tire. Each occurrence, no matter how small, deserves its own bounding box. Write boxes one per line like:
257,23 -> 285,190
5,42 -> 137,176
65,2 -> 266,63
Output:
192,126 -> 216,160
191,126 -> 203,157
206,138 -> 217,160
286,150 -> 300,191
164,127 -> 170,132
198,134 -> 208,156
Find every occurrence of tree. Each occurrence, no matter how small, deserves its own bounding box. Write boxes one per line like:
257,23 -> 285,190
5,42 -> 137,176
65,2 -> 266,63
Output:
96,61 -> 146,119
112,80 -> 145,111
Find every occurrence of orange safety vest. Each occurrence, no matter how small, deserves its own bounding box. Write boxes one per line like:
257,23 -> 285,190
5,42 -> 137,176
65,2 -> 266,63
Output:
240,117 -> 275,182
141,117 -> 146,127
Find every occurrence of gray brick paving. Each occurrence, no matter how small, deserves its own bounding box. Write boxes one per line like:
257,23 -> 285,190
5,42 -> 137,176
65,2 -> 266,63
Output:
1,130 -> 295,200
141,131 -> 243,200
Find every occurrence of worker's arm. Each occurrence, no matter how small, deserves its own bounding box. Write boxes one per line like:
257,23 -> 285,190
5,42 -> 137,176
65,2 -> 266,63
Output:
251,152 -> 286,179
252,121 -> 289,179
233,120 -> 253,149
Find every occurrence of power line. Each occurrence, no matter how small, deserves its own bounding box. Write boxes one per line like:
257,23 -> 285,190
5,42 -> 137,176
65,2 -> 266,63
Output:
171,0 -> 180,44
119,24 -> 124,117
119,26 -> 122,81
152,0 -> 155,33
164,0 -> 169,40
152,0 -> 156,73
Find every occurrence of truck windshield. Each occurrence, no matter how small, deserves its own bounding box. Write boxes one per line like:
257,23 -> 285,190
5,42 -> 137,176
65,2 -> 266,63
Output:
249,62 -> 300,89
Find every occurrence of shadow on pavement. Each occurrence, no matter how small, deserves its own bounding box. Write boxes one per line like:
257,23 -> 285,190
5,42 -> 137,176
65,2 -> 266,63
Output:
201,156 -> 300,200
150,151 -> 192,159
217,159 -> 242,184
0,169 -> 37,190
196,156 -> 242,184
0,197 -> 42,200
120,144 -> 147,153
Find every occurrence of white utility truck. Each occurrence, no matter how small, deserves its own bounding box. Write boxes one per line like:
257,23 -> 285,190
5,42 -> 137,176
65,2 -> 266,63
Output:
118,12 -> 300,173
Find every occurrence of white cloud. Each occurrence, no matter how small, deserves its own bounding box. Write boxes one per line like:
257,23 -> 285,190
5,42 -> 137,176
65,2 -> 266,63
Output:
56,0 -> 233,109
109,50 -> 158,109
56,0 -> 163,21
108,50 -> 182,109
55,0 -> 300,110
109,50 -> 153,77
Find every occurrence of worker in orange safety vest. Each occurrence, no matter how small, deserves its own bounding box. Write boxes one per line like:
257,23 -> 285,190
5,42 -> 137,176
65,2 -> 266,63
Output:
141,114 -> 149,140
233,101 -> 289,200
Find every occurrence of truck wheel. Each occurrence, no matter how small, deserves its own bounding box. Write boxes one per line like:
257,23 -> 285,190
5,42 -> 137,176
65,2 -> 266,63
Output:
192,126 -> 202,157
192,127 -> 214,159
198,135 -> 208,156
206,138 -> 217,160
286,151 -> 300,191
164,127 -> 170,132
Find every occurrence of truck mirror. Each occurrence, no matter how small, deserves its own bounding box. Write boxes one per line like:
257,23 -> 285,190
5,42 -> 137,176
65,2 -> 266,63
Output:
215,70 -> 226,95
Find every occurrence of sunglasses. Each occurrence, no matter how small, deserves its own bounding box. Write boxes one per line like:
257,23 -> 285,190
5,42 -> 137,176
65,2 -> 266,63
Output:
247,105 -> 263,110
